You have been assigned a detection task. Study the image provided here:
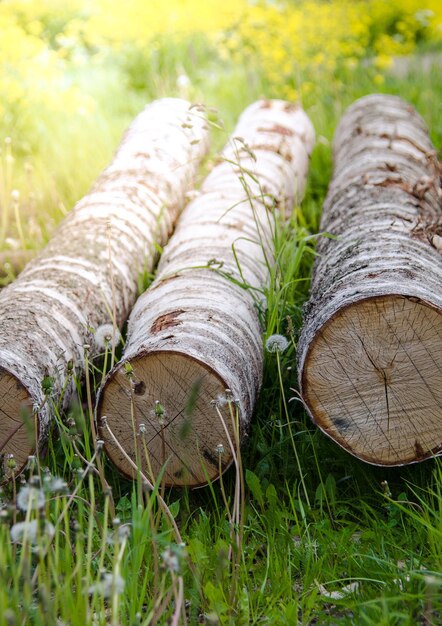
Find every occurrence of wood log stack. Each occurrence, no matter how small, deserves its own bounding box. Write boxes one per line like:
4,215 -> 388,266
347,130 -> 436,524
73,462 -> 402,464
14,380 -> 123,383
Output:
1,93 -> 441,484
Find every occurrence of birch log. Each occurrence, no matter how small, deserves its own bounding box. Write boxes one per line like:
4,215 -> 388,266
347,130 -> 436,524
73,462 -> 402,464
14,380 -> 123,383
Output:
298,94 -> 442,466
97,99 -> 315,487
0,98 -> 209,480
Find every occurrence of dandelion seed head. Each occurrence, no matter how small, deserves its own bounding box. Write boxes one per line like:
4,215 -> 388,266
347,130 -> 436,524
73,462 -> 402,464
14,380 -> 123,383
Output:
176,73 -> 190,88
0,509 -> 10,521
10,520 -> 55,545
424,574 -> 442,588
16,486 -> 45,512
118,524 -> 131,541
211,393 -> 228,408
161,546 -> 180,573
5,237 -> 19,250
94,324 -> 121,350
46,477 -> 68,494
265,334 -> 289,353
88,572 -> 125,599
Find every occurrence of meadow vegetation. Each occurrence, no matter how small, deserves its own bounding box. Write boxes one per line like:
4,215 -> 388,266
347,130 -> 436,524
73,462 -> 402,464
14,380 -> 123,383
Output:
1,1 -> 442,623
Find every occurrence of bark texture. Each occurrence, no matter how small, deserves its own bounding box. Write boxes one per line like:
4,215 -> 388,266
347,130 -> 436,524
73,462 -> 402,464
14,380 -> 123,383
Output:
0,98 -> 209,480
298,94 -> 442,466
97,99 -> 315,487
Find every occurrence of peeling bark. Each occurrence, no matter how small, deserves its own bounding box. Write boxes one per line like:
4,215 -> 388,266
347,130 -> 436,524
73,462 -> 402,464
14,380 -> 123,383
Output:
97,99 -> 315,487
0,99 -> 209,480
298,94 -> 442,466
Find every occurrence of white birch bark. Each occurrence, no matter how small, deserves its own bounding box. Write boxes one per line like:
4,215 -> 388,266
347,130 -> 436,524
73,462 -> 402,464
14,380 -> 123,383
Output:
0,98 -> 209,480
97,99 -> 315,487
298,94 -> 442,466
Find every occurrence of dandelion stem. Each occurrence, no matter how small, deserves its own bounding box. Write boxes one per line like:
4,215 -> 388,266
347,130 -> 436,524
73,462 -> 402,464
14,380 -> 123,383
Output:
276,352 -> 310,509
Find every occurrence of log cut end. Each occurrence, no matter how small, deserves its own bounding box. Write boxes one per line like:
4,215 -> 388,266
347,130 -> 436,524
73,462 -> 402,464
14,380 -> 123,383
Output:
0,368 -> 35,481
301,295 -> 442,465
97,351 -> 238,487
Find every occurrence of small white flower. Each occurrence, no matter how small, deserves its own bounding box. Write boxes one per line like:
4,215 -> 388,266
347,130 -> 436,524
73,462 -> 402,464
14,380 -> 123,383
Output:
94,324 -> 121,350
88,572 -> 125,599
10,520 -> 55,545
11,189 -> 20,201
16,486 -> 46,511
265,334 -> 289,353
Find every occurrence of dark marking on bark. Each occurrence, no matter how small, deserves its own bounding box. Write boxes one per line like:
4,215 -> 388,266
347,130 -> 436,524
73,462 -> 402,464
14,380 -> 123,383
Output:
334,417 -> 351,432
249,143 -> 293,162
174,469 -> 183,479
372,177 -> 408,191
384,163 -> 397,172
203,449 -> 219,468
257,124 -> 295,137
414,440 -> 425,458
429,442 -> 442,456
150,310 -> 185,333
411,216 -> 442,251
133,381 -> 146,396
405,296 -> 421,304
283,102 -> 299,112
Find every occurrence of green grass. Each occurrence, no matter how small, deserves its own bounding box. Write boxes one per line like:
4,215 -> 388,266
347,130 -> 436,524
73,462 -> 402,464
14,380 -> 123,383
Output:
1,35 -> 442,626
